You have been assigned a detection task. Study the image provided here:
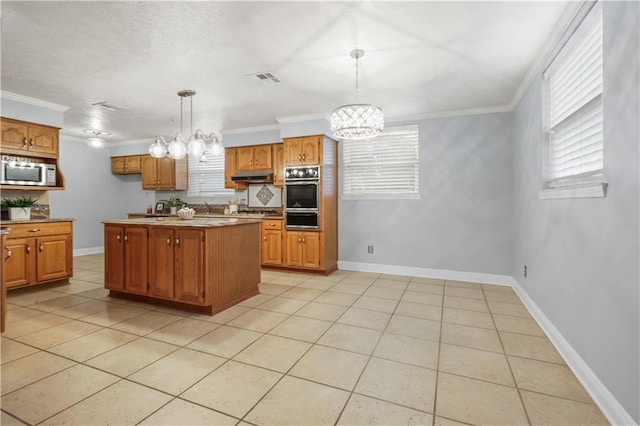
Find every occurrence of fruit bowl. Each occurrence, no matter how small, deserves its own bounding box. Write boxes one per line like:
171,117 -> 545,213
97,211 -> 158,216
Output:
177,207 -> 195,220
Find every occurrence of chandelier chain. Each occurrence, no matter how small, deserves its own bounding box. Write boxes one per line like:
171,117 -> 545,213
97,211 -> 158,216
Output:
355,53 -> 359,101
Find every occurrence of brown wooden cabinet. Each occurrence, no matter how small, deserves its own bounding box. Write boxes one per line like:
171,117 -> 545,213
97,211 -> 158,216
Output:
111,155 -> 142,174
285,231 -> 321,269
224,148 -> 247,189
283,136 -> 322,166
238,145 -> 273,171
141,155 -> 188,190
104,224 -> 148,294
261,219 -> 283,266
3,221 -> 73,289
272,143 -> 284,187
104,221 -> 260,315
1,118 -> 58,158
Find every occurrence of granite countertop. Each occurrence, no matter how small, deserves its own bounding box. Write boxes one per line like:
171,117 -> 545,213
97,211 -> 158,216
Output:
104,217 -> 262,228
0,218 -> 76,225
128,213 -> 284,220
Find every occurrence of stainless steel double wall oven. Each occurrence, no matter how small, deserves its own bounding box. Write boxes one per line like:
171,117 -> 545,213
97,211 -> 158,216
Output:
284,165 -> 320,230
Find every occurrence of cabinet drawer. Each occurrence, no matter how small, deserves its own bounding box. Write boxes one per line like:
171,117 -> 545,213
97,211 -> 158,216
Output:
262,219 -> 283,231
7,222 -> 72,238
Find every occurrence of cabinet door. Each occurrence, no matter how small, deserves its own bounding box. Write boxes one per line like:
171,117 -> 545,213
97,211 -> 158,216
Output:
1,119 -> 29,151
253,145 -> 272,169
225,148 -> 237,188
272,144 -> 284,187
262,230 -> 282,265
125,155 -> 142,173
111,157 -> 126,174
28,124 -> 58,157
124,226 -> 148,294
36,234 -> 72,282
175,229 -> 205,304
301,232 -> 321,269
141,155 -> 157,189
285,231 -> 303,267
301,137 -> 321,165
148,228 -> 175,299
104,225 -> 125,290
156,157 -> 176,190
237,147 -> 255,171
3,238 -> 35,288
284,138 -> 303,166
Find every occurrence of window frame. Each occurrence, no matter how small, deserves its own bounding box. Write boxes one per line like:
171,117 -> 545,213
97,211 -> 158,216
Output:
539,1 -> 606,199
187,150 -> 235,197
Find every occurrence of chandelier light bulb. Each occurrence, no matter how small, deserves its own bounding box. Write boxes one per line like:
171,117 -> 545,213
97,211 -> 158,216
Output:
168,133 -> 187,159
149,137 -> 168,158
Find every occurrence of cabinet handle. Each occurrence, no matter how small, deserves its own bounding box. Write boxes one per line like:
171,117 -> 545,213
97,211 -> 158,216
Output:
167,237 -> 171,246
23,137 -> 27,147
175,237 -> 180,246
29,138 -> 34,147
269,223 -> 276,227
5,247 -> 12,258
28,229 -> 41,233
297,237 -> 302,243
124,234 -> 128,242
39,244 -> 43,252
26,245 -> 31,253
264,236 -> 267,241
302,153 -> 306,161
302,237 -> 306,243
116,234 -> 121,241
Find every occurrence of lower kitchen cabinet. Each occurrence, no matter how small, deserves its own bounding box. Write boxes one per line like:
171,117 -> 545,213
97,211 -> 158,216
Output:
285,231 -> 321,269
104,225 -> 148,294
3,221 -> 73,289
261,219 -> 283,266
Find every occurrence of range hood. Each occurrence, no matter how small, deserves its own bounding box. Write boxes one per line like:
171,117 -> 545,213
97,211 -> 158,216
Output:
231,170 -> 274,183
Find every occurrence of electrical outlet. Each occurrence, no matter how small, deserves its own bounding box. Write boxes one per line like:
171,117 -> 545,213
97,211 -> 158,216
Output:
524,265 -> 527,277
368,245 -> 374,254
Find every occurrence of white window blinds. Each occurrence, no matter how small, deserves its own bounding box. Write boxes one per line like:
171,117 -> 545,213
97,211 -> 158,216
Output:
341,125 -> 419,199
187,151 -> 234,196
545,2 -> 603,185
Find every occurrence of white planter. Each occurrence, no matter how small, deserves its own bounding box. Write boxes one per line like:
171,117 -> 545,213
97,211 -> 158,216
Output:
9,207 -> 31,221
170,206 -> 177,215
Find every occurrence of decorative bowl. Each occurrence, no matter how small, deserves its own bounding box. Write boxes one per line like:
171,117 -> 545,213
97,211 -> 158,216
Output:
177,208 -> 195,220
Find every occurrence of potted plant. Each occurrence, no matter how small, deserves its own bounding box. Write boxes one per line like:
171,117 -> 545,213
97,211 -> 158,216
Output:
1,196 -> 38,220
164,196 -> 183,215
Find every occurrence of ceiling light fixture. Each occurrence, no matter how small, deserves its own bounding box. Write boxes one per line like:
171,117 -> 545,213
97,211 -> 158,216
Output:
330,49 -> 384,140
149,90 -> 222,160
84,129 -> 111,149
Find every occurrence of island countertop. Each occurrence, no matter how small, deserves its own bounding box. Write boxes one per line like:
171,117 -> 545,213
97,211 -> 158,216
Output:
103,217 -> 262,228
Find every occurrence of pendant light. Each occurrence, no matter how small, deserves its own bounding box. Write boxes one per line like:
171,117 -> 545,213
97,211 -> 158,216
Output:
150,90 -> 220,159
330,49 -> 384,140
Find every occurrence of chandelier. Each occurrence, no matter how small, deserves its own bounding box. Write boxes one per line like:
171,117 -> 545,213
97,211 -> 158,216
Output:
84,129 -> 111,149
149,90 -> 222,160
330,49 -> 384,140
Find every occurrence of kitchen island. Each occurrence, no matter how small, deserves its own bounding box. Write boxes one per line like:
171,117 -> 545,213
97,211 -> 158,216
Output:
103,217 -> 261,315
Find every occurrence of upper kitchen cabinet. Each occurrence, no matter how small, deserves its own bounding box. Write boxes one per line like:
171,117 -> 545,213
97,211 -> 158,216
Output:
283,135 -> 321,166
224,148 -> 248,189
272,143 -> 284,187
141,155 -> 188,191
1,118 -> 59,158
111,155 -> 142,174
237,145 -> 272,171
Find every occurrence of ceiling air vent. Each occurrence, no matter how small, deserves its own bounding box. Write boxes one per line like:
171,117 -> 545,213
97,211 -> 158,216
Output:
248,72 -> 281,83
91,101 -> 128,112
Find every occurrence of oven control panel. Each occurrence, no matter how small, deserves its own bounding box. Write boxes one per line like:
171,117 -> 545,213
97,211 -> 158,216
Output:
284,166 -> 320,181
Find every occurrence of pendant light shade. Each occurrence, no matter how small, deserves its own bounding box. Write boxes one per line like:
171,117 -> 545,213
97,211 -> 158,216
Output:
330,49 -> 384,140
150,90 -> 220,159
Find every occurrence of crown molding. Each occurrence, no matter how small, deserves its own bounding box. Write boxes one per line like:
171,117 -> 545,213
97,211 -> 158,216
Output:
220,124 -> 280,135
1,91 -> 69,112
386,104 -> 513,124
276,112 -> 330,124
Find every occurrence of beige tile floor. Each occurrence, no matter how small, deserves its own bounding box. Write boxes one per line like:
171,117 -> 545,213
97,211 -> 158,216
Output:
1,254 -> 609,425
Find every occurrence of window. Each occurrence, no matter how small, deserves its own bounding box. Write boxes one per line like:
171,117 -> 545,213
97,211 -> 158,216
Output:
187,151 -> 234,196
341,125 -> 419,199
541,2 -> 605,198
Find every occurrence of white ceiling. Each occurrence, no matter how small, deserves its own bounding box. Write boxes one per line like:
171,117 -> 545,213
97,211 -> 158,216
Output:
1,1 -> 575,144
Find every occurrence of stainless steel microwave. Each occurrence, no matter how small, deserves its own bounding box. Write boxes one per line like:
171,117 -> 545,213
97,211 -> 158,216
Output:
1,157 -> 56,186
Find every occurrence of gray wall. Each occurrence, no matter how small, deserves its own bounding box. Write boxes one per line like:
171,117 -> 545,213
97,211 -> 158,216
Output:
48,137 -> 124,251
339,113 -> 513,275
511,1 -> 639,421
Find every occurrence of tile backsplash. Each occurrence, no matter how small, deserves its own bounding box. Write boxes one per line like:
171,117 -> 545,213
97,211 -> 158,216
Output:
247,184 -> 282,208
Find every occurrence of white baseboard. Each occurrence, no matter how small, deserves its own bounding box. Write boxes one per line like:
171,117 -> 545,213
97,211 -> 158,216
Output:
337,261 -> 513,286
73,246 -> 104,257
512,278 -> 636,426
